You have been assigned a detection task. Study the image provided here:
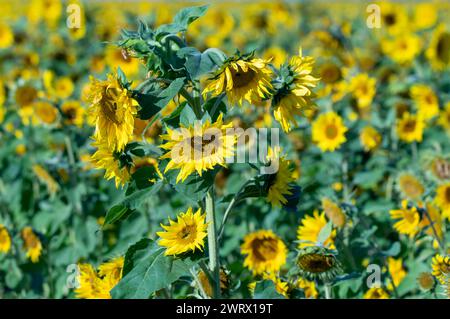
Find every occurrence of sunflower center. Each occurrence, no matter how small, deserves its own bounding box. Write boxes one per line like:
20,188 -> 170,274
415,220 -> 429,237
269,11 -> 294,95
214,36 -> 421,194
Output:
445,186 -> 450,202
252,238 -> 278,262
100,87 -> 122,124
178,224 -> 196,241
325,124 -> 338,139
403,120 -> 417,132
230,66 -> 256,88
298,253 -> 334,273
65,108 -> 78,120
403,210 -> 417,224
437,32 -> 450,64
384,14 -> 396,26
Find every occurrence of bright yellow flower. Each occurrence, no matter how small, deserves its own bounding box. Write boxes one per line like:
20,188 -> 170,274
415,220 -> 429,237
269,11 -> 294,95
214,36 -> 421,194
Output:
419,202 -> 444,243
265,147 -> 295,207
363,287 -> 389,299
312,112 -> 347,152
98,256 -> 124,289
435,183 -> 450,220
390,200 -> 420,237
32,164 -> 59,196
379,2 -> 408,35
360,126 -> 382,151
410,84 -> 439,120
43,71 -> 74,100
396,173 -> 424,200
297,210 -> 336,249
396,112 -> 424,143
203,55 -> 273,106
34,101 -> 59,125
160,114 -> 236,183
426,24 -> 450,71
61,100 -> 85,127
438,102 -> 450,132
412,3 -> 437,30
156,207 -> 208,256
381,33 -> 422,65
431,254 -> 450,284
0,224 -> 11,254
0,22 -> 14,49
263,46 -> 287,67
241,230 -> 287,275
297,278 -> 318,299
21,227 -> 42,263
87,72 -> 137,151
105,46 -> 140,77
387,257 -> 406,290
349,73 -> 376,109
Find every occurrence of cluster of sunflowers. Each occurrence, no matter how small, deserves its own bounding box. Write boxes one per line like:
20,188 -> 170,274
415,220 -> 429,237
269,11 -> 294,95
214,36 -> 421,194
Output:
0,0 -> 449,300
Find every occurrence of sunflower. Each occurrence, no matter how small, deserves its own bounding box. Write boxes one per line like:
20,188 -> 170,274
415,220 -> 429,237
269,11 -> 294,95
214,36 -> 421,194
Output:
396,112 -> 424,143
159,114 -> 236,183
434,183 -> 450,220
75,264 -> 111,299
61,100 -> 85,127
417,272 -> 436,291
419,203 -> 444,246
90,137 -> 131,188
296,246 -> 342,282
319,62 -> 341,85
349,73 -> 376,109
32,164 -> 59,196
360,126 -> 382,152
312,112 -> 347,152
0,23 -> 13,49
390,200 -> 420,237
21,227 -> 42,263
34,101 -> 59,125
396,173 -> 425,200
363,287 -> 389,299
381,33 -> 422,65
438,102 -> 450,131
272,49 -> 319,132
197,268 -> 230,298
379,2 -> 408,35
203,53 -> 273,106
387,257 -> 406,290
431,254 -> 450,284
263,46 -> 287,67
261,272 -> 290,298
297,210 -> 336,249
265,147 -> 295,207
43,71 -> 75,100
410,84 -> 439,121
241,230 -> 287,275
156,207 -> 208,256
321,198 -> 346,228
105,46 -> 140,77
426,24 -> 450,71
0,224 -> 11,254
296,278 -> 318,299
98,256 -> 124,289
412,3 -> 437,30
87,72 -> 137,151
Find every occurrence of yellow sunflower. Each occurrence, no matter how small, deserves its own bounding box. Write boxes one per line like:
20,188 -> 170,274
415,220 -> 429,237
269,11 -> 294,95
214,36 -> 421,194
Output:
360,126 -> 382,152
265,147 -> 295,207
390,200 -> 420,237
105,46 -> 140,77
410,84 -> 439,121
33,164 -> 59,196
417,272 -> 436,291
379,2 -> 408,35
396,112 -> 424,143
203,54 -> 273,106
0,224 -> 11,254
349,73 -> 376,109
297,210 -> 336,249
272,49 -> 319,132
363,287 -> 389,299
263,46 -> 287,67
419,202 -> 444,246
0,22 -> 14,49
387,257 -> 406,290
61,100 -> 85,127
75,264 -> 111,299
396,173 -> 425,200
34,101 -> 59,125
434,183 -> 450,220
159,114 -> 236,183
426,24 -> 450,71
87,72 -> 137,151
381,33 -> 422,65
412,3 -> 437,30
90,137 -> 131,188
156,207 -> 208,256
312,112 -> 347,152
297,278 -> 318,299
21,227 -> 42,263
241,230 -> 287,275
98,256 -> 124,289
438,102 -> 450,131
197,268 -> 229,298
431,254 -> 450,284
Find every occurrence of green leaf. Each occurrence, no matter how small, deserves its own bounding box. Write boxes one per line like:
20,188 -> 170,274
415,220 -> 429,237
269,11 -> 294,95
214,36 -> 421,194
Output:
179,48 -> 225,80
317,221 -> 333,244
179,104 -> 197,127
103,205 -> 134,228
381,242 -> 401,257
111,239 -> 196,299
157,5 -> 209,34
253,280 -> 284,299
203,96 -> 227,121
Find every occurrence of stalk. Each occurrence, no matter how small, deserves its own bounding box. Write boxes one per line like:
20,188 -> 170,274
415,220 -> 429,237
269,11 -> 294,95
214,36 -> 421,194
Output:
205,187 -> 221,298
324,283 -> 332,299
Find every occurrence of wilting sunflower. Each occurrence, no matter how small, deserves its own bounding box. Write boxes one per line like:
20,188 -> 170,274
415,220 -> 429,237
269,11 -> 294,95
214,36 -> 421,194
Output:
363,287 -> 389,299
87,72 -> 137,151
0,224 -> 11,254
203,52 -> 273,106
21,227 -> 42,263
396,112 -> 424,143
434,183 -> 450,220
349,73 -> 376,109
159,114 -> 236,183
321,198 -> 346,228
389,200 -> 420,237
431,254 -> 450,284
61,100 -> 85,127
296,278 -> 318,299
396,173 -> 425,200
241,230 -> 287,275
381,33 -> 422,65
272,48 -> 319,132
410,84 -> 439,121
360,126 -> 382,152
156,207 -> 208,256
297,210 -> 336,249
387,257 -> 406,290
438,102 -> 450,132
312,112 -> 347,152
296,246 -> 342,282
90,137 -> 131,188
426,24 -> 450,71
264,147 -> 295,207
197,268 -> 230,298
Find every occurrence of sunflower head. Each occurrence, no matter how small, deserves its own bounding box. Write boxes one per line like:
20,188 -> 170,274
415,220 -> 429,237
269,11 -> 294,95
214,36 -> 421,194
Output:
396,173 -> 425,200
389,200 -> 421,237
297,210 -> 336,249
360,126 -> 382,152
0,224 -> 11,254
21,227 -> 42,263
312,112 -> 347,152
417,272 -> 436,291
197,268 -> 230,298
435,183 -> 450,218
363,287 -> 389,299
296,246 -> 342,282
431,254 -> 450,285
241,229 -> 287,275
156,207 -> 208,256
396,112 -> 424,143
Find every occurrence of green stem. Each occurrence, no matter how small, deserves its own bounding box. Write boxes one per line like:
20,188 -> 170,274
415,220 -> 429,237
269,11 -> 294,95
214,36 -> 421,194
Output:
205,187 -> 220,298
324,283 -> 332,299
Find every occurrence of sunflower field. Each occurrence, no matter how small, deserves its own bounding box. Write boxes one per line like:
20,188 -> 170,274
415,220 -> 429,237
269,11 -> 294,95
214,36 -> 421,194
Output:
0,0 -> 449,301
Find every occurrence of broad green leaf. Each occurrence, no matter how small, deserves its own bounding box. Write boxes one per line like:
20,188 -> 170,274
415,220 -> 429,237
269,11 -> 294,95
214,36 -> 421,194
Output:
253,280 -> 284,299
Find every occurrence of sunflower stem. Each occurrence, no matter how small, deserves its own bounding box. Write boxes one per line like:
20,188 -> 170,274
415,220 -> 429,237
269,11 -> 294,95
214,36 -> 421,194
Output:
324,283 -> 332,299
205,187 -> 221,298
